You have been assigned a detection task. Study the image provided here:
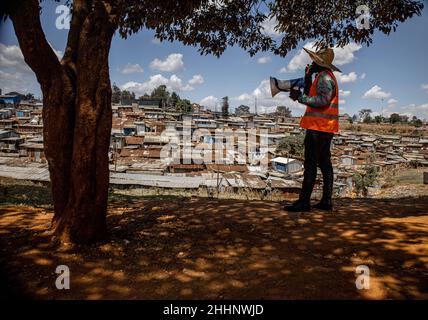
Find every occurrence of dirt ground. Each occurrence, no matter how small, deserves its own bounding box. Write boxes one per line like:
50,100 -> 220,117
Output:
1,192 -> 428,300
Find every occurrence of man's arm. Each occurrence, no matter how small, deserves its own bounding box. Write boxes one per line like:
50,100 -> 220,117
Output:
297,71 -> 336,108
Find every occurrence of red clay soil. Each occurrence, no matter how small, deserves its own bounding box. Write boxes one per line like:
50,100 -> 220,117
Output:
0,197 -> 427,299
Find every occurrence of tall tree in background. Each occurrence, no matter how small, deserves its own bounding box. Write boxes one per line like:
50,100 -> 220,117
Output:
390,113 -> 401,124
170,92 -> 180,108
176,98 -> 192,113
276,106 -> 292,117
235,105 -> 250,116
24,93 -> 35,101
150,85 -> 170,100
1,0 -> 423,244
221,96 -> 229,118
276,134 -> 305,160
374,115 -> 384,124
112,84 -> 121,104
120,90 -> 135,104
359,109 -> 372,123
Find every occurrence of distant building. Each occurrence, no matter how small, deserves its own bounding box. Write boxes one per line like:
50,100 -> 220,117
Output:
271,157 -> 303,174
0,94 -> 21,105
339,113 -> 351,122
340,155 -> 357,166
139,98 -> 162,108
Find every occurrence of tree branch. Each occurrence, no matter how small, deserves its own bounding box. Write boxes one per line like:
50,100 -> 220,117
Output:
62,0 -> 92,71
7,0 -> 61,91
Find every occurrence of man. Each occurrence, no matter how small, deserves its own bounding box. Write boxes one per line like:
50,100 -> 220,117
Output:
285,47 -> 341,212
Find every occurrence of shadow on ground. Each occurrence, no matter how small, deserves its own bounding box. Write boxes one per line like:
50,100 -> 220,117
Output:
0,196 -> 427,299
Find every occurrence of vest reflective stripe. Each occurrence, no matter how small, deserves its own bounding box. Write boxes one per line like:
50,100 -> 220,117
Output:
304,111 -> 338,120
300,70 -> 339,133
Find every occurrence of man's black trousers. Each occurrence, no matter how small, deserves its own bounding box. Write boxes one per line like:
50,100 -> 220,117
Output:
299,129 -> 334,203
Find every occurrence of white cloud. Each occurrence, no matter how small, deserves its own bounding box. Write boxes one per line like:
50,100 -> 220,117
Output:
279,67 -> 288,74
339,99 -> 346,105
281,42 -> 362,73
121,74 -> 203,96
339,90 -> 351,97
257,56 -> 271,64
0,43 -> 32,73
0,69 -> 38,95
235,93 -> 253,102
199,95 -> 218,109
421,83 -> 428,92
182,74 -> 204,91
334,71 -> 358,84
188,74 -> 204,86
120,63 -> 144,74
150,53 -> 184,72
416,103 -> 428,111
231,79 -> 306,115
363,85 -> 391,99
260,16 -> 281,37
280,42 -> 315,73
387,98 -> 398,108
360,73 -> 366,80
0,43 -> 53,95
333,43 -> 362,65
400,103 -> 428,119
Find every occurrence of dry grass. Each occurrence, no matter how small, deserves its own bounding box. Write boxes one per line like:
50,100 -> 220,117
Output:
341,123 -> 425,136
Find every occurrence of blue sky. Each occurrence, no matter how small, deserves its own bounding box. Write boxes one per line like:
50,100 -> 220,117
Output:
1,1 -> 427,119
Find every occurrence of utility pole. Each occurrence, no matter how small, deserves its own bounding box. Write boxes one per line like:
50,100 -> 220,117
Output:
255,97 -> 257,116
216,165 -> 220,199
114,139 -> 118,172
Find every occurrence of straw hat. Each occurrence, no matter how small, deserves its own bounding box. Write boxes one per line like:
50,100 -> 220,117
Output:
303,47 -> 341,73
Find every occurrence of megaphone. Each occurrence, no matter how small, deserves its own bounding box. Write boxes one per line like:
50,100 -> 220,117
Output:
270,77 -> 305,97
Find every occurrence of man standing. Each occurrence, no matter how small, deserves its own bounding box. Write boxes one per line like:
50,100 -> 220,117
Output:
285,48 -> 340,212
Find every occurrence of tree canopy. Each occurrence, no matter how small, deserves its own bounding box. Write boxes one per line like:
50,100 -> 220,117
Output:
222,96 -> 229,118
2,1 -> 423,58
116,0 -> 424,56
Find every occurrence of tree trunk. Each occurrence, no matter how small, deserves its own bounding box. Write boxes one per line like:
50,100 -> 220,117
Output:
9,0 -> 117,244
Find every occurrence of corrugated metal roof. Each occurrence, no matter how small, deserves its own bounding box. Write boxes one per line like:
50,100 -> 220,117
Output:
0,164 -> 300,191
241,174 -> 266,189
0,165 -> 49,181
111,172 -> 204,188
271,157 -> 300,165
222,173 -> 246,187
268,178 -> 301,189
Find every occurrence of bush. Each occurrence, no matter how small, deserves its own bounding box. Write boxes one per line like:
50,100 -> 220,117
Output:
353,165 -> 378,197
276,134 -> 305,159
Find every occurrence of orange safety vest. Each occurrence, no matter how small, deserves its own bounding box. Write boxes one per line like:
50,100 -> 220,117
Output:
300,70 -> 339,133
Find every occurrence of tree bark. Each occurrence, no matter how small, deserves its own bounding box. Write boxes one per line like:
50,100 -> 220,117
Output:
9,0 -> 118,244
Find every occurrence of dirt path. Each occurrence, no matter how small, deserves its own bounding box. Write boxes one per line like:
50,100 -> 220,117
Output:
1,197 -> 427,299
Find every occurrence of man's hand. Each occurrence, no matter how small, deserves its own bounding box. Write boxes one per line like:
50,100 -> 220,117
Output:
305,62 -> 318,76
289,88 -> 301,101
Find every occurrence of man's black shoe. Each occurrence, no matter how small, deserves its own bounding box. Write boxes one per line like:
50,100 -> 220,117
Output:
313,201 -> 333,211
284,201 -> 311,212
